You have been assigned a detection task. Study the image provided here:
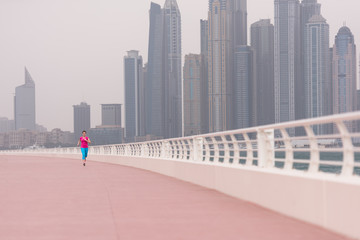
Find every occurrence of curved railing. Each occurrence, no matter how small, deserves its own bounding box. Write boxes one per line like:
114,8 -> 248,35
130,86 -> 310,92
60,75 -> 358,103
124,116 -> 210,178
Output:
4,112 -> 360,177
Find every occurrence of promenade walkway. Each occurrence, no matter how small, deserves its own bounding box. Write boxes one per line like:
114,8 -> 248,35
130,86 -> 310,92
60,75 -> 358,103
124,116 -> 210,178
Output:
0,155 -> 353,240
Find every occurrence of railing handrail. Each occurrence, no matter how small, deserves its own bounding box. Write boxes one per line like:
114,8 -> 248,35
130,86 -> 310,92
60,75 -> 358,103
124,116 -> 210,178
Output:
2,112 -> 360,178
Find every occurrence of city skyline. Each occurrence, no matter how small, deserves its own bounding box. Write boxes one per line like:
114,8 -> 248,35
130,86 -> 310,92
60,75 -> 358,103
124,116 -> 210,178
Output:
1,0 -> 360,131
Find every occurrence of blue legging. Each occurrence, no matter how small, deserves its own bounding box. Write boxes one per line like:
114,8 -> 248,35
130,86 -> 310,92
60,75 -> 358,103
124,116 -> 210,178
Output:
81,148 -> 88,160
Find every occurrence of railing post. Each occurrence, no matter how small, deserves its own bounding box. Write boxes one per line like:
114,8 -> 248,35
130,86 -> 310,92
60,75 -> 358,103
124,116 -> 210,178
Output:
161,141 -> 169,159
280,129 -> 294,170
304,126 -> 320,173
257,129 -> 274,168
337,121 -> 354,176
124,145 -> 130,156
192,137 -> 203,162
243,133 -> 253,166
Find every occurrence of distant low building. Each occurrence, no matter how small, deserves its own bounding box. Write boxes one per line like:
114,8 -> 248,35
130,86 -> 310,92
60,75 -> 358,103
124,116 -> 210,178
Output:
8,129 -> 35,149
134,135 -> 163,143
102,104 -> 122,126
35,132 -> 50,146
0,133 -> 8,149
36,124 -> 48,133
73,102 -> 91,140
88,126 -> 124,146
49,129 -> 75,147
0,117 -> 15,133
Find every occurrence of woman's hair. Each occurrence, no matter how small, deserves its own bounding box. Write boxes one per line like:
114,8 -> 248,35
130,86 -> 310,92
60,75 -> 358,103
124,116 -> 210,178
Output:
82,130 -> 87,133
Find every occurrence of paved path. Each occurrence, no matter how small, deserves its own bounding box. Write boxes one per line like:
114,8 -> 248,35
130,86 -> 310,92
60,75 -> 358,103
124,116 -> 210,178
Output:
0,155 -> 353,240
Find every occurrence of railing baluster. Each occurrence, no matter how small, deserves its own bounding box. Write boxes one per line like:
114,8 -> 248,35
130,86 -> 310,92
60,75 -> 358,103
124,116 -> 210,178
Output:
337,121 -> 354,176
304,126 -> 320,173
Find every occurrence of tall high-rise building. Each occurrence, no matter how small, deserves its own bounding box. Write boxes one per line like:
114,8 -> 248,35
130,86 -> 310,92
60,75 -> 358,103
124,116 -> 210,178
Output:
200,19 -> 209,133
183,54 -> 203,136
304,15 -> 330,134
233,46 -> 255,129
146,1 -> 182,139
299,0 -> 322,123
146,2 -> 165,138
14,68 -> 36,131
274,0 -> 301,130
73,102 -> 90,139
251,19 -> 275,126
140,64 -> 148,136
328,47 -> 334,116
332,26 -> 357,116
124,50 -> 144,142
164,0 -> 182,138
200,20 -> 209,55
233,0 -> 247,46
102,104 -> 122,126
208,0 -> 234,132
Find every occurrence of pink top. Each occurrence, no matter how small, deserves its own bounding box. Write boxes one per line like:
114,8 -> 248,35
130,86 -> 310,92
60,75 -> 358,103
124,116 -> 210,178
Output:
80,137 -> 89,148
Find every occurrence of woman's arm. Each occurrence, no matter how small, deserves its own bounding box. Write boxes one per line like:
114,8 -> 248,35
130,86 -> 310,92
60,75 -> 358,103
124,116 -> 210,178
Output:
77,139 -> 80,146
87,138 -> 91,144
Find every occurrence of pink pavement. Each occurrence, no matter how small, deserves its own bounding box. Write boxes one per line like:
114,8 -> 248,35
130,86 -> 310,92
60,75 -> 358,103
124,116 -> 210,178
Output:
0,155 -> 353,240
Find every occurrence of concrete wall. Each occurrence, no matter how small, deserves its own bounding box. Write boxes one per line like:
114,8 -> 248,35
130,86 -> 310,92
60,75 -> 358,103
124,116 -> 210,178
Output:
6,153 -> 360,239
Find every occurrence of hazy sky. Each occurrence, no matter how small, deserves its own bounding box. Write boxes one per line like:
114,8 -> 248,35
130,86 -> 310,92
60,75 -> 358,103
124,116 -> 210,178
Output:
0,0 -> 359,132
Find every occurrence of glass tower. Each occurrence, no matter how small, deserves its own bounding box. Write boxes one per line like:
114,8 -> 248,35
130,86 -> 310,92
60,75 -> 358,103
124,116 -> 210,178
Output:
304,15 -> 330,134
208,0 -> 234,132
146,2 -> 165,138
146,1 -> 182,139
274,0 -> 301,134
332,26 -> 357,115
14,68 -> 36,131
251,19 -> 275,126
233,46 -> 254,129
124,50 -> 143,142
183,54 -> 202,136
164,0 -> 182,138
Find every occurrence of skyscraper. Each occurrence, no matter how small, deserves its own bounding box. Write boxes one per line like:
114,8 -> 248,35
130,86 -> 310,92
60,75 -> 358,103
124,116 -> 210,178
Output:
274,0 -> 301,130
146,2 -> 165,138
304,15 -> 330,134
73,102 -> 90,139
251,19 -> 275,126
140,64 -> 148,137
233,0 -> 247,46
14,68 -> 36,131
332,26 -> 357,116
146,1 -> 182,139
300,0 -> 321,38
299,0 -> 322,122
164,0 -> 182,138
200,19 -> 209,134
183,54 -> 202,136
124,50 -> 144,142
208,0 -> 234,132
102,104 -> 122,126
233,46 -> 255,129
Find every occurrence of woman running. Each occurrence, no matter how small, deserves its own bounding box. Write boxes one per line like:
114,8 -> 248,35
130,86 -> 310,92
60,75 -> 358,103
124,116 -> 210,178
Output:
77,130 -> 91,166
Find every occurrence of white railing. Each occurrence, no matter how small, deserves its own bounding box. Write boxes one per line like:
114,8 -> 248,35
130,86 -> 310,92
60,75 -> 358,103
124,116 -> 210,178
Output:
4,112 -> 360,177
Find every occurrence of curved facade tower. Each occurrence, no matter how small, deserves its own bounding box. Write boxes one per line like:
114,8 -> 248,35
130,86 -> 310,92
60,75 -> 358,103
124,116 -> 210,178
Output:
332,26 -> 357,115
14,68 -> 36,131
